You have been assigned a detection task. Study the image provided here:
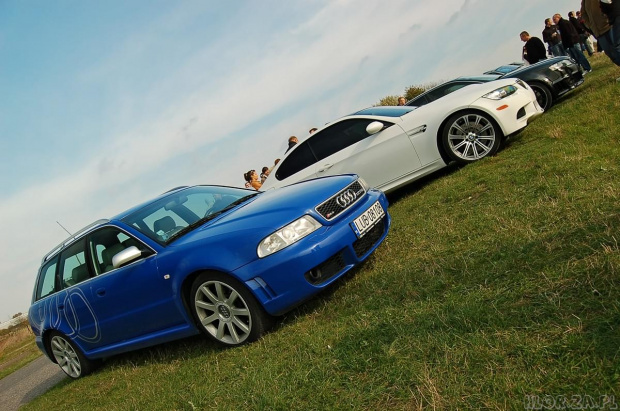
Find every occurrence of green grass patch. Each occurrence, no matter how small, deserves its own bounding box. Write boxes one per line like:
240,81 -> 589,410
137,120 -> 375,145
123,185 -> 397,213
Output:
0,324 -> 42,380
24,56 -> 620,410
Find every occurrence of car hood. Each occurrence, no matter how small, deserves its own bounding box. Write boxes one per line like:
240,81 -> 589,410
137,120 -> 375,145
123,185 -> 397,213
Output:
167,174 -> 359,255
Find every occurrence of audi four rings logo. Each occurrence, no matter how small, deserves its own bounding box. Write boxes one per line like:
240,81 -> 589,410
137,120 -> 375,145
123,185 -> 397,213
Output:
336,189 -> 357,207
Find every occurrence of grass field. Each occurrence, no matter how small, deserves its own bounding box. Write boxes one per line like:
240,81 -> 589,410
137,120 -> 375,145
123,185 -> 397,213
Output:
0,322 -> 41,381
22,55 -> 619,410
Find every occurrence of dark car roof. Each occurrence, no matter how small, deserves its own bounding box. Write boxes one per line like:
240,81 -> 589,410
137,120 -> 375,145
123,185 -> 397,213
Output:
454,75 -> 501,82
352,106 -> 417,117
499,56 -> 569,78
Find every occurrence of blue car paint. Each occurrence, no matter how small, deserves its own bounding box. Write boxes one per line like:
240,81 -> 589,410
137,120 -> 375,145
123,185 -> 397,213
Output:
29,174 -> 390,361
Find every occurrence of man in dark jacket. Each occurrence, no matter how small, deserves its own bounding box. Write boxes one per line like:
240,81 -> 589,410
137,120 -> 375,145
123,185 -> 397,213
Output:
553,13 -> 592,71
520,31 -> 548,64
581,0 -> 620,66
543,18 -> 567,56
569,11 -> 595,55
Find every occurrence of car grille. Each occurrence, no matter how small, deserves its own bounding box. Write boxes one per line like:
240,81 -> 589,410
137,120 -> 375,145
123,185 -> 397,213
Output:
353,219 -> 385,258
304,250 -> 346,285
316,181 -> 366,220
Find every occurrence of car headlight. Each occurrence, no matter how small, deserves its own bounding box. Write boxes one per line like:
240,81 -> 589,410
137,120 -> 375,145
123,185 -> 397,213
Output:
549,60 -> 569,71
483,85 -> 517,100
257,215 -> 322,258
358,177 -> 370,192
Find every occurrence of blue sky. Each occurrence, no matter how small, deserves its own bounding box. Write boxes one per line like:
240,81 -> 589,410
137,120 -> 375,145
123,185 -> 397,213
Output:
0,0 -> 577,321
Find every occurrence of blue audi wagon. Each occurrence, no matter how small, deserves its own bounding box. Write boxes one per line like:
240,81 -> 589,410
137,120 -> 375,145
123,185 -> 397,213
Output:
28,175 -> 390,378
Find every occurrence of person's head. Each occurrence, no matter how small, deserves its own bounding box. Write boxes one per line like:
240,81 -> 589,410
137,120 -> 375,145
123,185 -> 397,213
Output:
552,14 -> 561,24
520,31 -> 530,42
309,127 -> 318,134
576,11 -> 581,18
261,166 -> 270,175
545,18 -> 552,27
245,170 -> 257,181
288,136 -> 298,144
568,11 -> 575,18
397,96 -> 406,106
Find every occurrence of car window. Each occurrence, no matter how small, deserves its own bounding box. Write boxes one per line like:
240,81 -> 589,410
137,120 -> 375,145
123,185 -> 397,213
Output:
275,142 -> 317,181
407,93 -> 429,106
36,258 -> 58,300
122,186 -> 252,244
308,119 -> 381,161
425,83 -> 469,103
88,226 -> 151,275
59,240 -> 89,289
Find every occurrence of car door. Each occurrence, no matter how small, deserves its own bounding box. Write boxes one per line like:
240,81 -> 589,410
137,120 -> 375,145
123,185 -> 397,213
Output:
79,226 -> 183,350
308,118 -> 422,190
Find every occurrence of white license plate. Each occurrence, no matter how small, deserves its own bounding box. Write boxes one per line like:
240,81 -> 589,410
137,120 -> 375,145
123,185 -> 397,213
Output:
352,201 -> 385,238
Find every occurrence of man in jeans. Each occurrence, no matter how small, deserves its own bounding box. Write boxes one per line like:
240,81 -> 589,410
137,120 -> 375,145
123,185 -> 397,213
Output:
553,13 -> 592,72
543,18 -> 567,57
581,0 -> 620,67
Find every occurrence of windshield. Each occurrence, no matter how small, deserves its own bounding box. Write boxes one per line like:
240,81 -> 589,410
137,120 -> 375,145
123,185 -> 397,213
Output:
121,186 -> 258,245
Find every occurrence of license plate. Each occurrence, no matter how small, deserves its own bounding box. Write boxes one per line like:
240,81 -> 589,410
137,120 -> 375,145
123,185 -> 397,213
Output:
351,201 -> 385,238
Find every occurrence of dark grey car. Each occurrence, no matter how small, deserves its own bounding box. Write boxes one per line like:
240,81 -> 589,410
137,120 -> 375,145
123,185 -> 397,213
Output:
406,56 -> 584,112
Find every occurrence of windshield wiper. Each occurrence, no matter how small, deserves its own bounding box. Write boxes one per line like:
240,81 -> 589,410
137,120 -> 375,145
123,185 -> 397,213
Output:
166,193 -> 259,243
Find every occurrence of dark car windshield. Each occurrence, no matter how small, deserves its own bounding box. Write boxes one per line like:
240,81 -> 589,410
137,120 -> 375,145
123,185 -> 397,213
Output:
352,106 -> 417,117
122,186 -> 258,245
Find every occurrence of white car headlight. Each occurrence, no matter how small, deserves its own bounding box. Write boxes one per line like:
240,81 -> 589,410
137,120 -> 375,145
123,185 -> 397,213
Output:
257,215 -> 322,258
357,177 -> 370,192
483,85 -> 517,100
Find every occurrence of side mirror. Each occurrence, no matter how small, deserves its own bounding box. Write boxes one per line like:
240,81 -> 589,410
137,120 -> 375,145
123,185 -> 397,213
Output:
366,121 -> 384,135
112,246 -> 142,269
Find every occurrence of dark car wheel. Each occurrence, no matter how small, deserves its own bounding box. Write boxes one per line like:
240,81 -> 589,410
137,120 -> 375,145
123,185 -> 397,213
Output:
441,111 -> 503,164
190,272 -> 273,346
48,331 -> 97,379
530,84 -> 553,111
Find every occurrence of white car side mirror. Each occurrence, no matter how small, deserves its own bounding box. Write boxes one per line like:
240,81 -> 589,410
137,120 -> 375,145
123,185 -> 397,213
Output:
366,121 -> 384,135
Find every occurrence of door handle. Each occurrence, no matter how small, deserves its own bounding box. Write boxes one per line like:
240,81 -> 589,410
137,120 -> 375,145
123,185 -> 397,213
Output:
96,288 -> 106,297
318,164 -> 334,173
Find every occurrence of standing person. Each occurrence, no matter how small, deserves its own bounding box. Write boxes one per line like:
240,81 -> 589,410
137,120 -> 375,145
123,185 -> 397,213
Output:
543,18 -> 567,56
581,0 -> 620,67
260,166 -> 270,183
569,11 -> 595,55
554,13 -> 592,72
520,31 -> 548,64
397,96 -> 406,106
285,136 -> 298,153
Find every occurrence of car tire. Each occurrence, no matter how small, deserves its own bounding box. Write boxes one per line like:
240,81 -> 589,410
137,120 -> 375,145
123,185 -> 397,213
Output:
441,110 -> 503,164
190,272 -> 273,346
48,331 -> 97,379
530,83 -> 553,111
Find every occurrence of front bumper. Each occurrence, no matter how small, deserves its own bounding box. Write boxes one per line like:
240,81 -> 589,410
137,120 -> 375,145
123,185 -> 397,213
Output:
235,190 -> 390,316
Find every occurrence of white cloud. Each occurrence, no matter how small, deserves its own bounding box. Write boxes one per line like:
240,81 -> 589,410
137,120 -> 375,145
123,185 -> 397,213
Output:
0,0 -> 577,320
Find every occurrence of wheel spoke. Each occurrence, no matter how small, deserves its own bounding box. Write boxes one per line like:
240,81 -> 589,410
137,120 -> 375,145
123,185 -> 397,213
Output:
201,313 -> 219,326
451,124 -> 466,135
478,123 -> 493,134
214,283 -> 226,301
232,317 -> 250,334
451,139 -> 467,151
216,321 -> 226,340
195,300 -> 216,311
200,285 -> 219,305
226,290 -> 240,305
227,322 -> 241,343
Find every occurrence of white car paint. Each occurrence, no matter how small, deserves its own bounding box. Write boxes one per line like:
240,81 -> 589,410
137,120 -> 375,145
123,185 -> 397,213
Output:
262,78 -> 542,193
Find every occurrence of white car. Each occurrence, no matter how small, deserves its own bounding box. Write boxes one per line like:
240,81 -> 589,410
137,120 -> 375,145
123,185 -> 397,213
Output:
262,78 -> 542,193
